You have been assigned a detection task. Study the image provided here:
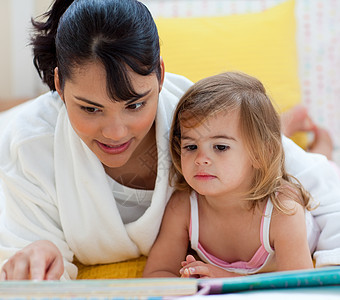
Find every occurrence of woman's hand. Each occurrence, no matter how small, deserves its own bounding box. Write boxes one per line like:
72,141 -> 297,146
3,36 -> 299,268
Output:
0,240 -> 64,280
180,255 -> 240,278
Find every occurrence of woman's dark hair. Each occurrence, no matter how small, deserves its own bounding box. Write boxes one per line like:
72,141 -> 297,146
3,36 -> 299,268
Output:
31,0 -> 161,101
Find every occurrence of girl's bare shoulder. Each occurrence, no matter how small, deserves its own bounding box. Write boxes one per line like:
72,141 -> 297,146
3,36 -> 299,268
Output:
270,193 -> 306,241
274,190 -> 305,215
167,190 -> 192,214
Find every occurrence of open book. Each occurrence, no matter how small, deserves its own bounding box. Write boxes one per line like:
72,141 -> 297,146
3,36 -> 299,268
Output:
0,267 -> 339,298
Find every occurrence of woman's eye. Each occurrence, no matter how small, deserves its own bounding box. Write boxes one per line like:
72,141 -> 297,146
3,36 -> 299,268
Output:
214,145 -> 229,151
183,145 -> 197,151
126,102 -> 145,110
81,106 -> 100,114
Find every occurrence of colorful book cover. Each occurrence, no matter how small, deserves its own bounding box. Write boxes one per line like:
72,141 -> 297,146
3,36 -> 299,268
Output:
198,266 -> 340,294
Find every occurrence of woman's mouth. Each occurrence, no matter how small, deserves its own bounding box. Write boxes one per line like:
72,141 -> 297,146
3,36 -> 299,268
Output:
96,139 -> 132,155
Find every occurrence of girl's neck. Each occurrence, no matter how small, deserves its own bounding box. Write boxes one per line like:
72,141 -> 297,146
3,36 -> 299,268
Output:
199,193 -> 249,214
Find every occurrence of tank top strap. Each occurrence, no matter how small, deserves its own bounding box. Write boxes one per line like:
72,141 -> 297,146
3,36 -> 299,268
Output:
261,199 -> 275,254
189,191 -> 199,250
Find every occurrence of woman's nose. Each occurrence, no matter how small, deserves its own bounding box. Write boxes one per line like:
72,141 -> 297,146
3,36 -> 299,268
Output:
101,116 -> 128,141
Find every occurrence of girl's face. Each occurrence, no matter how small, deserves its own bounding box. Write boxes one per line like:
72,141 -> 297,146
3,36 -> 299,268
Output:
55,61 -> 164,169
180,109 -> 255,200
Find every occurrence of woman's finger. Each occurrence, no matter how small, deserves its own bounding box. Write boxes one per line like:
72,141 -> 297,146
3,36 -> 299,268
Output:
45,257 -> 64,280
10,257 -> 31,280
0,269 -> 7,281
29,257 -> 48,280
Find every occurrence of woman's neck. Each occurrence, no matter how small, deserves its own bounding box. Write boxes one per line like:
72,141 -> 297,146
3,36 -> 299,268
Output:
104,124 -> 157,190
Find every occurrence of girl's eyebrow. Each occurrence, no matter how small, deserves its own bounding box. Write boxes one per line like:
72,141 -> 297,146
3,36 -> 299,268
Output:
181,135 -> 194,140
211,135 -> 236,141
181,135 -> 236,141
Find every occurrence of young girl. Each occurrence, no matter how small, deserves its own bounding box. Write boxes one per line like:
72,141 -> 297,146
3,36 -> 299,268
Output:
143,72 -> 319,278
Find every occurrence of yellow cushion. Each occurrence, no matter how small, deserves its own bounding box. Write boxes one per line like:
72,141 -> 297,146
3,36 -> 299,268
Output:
156,0 -> 306,147
156,0 -> 299,112
76,256 -> 147,279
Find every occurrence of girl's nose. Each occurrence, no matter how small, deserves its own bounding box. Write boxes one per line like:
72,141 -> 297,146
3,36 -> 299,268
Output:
194,151 -> 211,165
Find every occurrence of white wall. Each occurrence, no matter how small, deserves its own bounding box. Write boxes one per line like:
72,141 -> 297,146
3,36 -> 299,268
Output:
0,0 -> 12,99
0,0 -> 51,101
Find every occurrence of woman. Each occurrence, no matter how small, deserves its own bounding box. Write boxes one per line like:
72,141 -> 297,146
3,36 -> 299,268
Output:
0,0 -> 339,280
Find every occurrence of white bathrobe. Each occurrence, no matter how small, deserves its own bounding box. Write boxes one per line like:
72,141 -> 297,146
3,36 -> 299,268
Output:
0,73 -> 339,279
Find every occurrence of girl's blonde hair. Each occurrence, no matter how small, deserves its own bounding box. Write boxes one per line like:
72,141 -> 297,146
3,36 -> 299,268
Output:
169,71 -> 313,213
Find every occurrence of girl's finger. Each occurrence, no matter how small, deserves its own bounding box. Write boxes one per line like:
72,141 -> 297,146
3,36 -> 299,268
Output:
185,255 -> 196,263
186,266 -> 210,277
181,261 -> 188,267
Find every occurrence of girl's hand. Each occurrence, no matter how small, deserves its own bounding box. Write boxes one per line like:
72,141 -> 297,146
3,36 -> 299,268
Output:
0,240 -> 64,281
180,255 -> 199,278
180,254 -> 196,269
180,255 -> 238,278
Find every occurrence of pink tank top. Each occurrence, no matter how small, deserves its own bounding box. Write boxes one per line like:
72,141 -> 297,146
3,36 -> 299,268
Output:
189,192 -> 275,275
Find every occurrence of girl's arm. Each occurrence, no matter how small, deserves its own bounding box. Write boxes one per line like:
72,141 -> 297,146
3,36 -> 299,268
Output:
143,191 -> 191,277
271,199 -> 314,271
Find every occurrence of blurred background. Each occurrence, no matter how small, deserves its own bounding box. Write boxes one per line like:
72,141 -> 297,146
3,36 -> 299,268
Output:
0,0 -> 339,164
0,0 -> 50,103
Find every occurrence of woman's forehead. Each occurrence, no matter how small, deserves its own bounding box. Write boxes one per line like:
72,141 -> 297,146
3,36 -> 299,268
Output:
68,62 -> 159,98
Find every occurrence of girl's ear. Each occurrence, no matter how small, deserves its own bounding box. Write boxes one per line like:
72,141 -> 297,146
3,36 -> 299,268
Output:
159,56 -> 165,92
54,67 -> 65,103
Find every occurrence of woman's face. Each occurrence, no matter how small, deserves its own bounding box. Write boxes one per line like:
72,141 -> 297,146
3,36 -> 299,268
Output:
55,61 -> 164,169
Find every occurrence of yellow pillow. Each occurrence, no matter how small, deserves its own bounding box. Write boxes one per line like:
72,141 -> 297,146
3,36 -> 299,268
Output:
76,256 -> 147,279
156,0 -> 299,114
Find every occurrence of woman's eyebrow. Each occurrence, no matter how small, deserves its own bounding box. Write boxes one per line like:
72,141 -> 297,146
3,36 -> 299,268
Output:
74,96 -> 104,108
126,89 -> 152,105
74,89 -> 152,107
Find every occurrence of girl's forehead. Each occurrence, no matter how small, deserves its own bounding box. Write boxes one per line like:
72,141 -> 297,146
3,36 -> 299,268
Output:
180,108 -> 239,127
180,109 -> 240,136
179,109 -> 245,146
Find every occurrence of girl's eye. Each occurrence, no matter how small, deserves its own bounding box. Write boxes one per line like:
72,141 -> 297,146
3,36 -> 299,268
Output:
183,145 -> 197,151
214,145 -> 229,151
81,106 -> 101,114
126,102 -> 145,111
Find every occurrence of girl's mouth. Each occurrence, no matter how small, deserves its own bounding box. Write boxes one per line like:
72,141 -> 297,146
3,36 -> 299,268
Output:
194,172 -> 217,180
